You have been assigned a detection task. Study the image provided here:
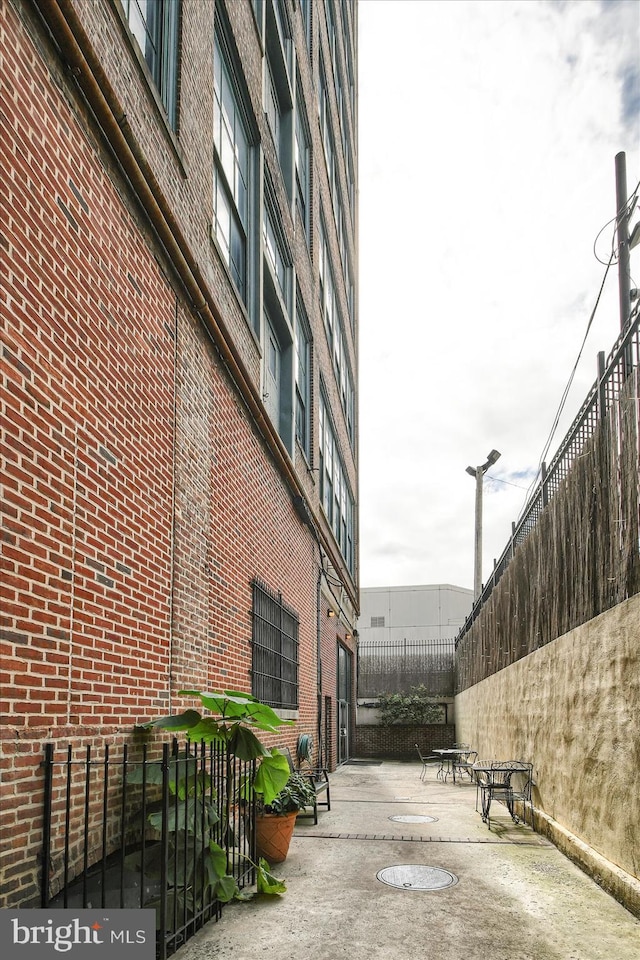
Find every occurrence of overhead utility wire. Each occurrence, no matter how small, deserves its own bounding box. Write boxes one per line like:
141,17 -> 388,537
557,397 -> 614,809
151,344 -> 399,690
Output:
593,180 -> 639,266
518,252 -> 615,520
519,180 -> 639,518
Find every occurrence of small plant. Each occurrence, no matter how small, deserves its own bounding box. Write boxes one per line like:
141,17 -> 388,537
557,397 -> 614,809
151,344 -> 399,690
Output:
259,771 -> 317,815
377,685 -> 444,726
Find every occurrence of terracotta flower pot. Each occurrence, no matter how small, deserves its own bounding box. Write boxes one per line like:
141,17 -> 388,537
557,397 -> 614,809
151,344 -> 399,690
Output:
255,811 -> 297,863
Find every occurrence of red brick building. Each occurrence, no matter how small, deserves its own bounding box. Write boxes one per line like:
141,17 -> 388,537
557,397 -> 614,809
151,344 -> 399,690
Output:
1,0 -> 358,908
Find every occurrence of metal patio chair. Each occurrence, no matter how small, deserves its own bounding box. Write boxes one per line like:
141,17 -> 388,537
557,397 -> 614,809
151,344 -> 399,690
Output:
452,749 -> 478,783
473,760 -> 534,829
415,744 -> 439,781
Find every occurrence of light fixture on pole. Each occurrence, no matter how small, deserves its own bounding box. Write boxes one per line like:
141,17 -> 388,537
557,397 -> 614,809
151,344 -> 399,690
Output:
466,449 -> 501,600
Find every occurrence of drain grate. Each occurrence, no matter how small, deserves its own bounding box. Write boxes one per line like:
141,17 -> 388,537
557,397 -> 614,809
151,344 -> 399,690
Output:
377,865 -> 458,891
389,815 -> 438,824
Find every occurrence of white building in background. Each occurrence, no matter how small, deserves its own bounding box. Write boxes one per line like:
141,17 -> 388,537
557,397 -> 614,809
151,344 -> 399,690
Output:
356,584 -> 474,727
357,584 -> 473,645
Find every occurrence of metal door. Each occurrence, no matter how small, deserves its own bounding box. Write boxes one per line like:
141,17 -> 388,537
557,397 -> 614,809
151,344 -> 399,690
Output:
337,643 -> 351,764
337,699 -> 349,764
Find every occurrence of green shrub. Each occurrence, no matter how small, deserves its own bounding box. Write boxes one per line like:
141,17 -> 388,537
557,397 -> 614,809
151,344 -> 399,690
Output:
377,685 -> 444,725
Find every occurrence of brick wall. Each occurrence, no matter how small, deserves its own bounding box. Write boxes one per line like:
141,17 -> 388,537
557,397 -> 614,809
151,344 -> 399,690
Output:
354,725 -> 456,761
0,0 -> 326,908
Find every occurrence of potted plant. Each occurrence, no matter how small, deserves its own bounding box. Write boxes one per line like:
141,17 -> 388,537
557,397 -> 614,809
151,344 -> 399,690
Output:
255,771 -> 317,863
130,689 -> 296,914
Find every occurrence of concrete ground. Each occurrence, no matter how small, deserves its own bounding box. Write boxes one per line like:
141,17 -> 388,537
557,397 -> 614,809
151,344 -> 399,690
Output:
176,760 -> 639,960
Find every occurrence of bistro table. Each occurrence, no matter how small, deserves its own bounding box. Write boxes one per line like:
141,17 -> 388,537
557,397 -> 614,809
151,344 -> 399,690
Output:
472,761 -> 533,829
433,748 -> 465,783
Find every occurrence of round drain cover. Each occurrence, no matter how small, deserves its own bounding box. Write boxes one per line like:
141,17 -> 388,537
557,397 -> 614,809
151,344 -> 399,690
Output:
388,815 -> 438,824
377,865 -> 458,891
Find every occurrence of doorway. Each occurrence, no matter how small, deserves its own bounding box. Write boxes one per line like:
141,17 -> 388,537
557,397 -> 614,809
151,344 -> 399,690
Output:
337,643 -> 351,764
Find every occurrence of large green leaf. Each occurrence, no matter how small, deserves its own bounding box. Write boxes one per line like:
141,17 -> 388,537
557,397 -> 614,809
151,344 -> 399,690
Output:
147,796 -> 218,835
256,858 -> 287,895
178,690 -> 253,720
253,751 -> 290,804
138,709 -> 202,731
206,841 -> 229,880
183,717 -> 228,744
126,761 -> 164,785
227,724 -> 270,760
178,690 -> 294,732
214,874 -> 240,903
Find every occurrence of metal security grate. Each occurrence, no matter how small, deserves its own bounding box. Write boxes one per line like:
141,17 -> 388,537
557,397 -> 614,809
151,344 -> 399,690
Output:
251,579 -> 299,710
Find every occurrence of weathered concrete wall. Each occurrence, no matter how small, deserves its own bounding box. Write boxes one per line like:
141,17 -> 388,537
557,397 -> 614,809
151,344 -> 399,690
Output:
455,595 -> 639,906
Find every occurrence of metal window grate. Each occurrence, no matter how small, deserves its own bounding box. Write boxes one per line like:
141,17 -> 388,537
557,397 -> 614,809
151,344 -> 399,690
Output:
251,579 -> 299,710
370,616 -> 385,628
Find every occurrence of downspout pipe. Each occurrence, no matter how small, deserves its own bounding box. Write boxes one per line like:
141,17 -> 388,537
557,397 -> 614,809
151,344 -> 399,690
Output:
35,0 -> 356,606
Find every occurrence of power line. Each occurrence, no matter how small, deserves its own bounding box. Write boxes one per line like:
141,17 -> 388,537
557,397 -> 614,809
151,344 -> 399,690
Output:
593,179 -> 639,266
518,251 -> 615,520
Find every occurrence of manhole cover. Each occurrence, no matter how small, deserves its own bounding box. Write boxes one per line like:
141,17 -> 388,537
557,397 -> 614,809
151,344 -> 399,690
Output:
388,815 -> 438,824
376,865 -> 458,891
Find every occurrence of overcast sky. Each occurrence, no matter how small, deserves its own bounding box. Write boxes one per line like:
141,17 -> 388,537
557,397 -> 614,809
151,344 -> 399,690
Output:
357,0 -> 640,593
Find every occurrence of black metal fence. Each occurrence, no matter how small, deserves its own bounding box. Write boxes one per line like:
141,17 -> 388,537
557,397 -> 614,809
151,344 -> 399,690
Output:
357,639 -> 455,698
456,313 -> 639,644
42,739 -> 256,959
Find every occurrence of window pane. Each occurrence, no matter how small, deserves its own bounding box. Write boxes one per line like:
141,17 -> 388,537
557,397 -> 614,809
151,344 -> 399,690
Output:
214,33 -> 249,299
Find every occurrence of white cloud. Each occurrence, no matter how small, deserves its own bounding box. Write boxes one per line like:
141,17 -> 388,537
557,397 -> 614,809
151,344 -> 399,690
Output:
357,0 -> 640,590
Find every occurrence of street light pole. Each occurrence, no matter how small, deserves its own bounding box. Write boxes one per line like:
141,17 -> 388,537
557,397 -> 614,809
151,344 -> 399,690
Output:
615,151 -> 631,333
466,449 -> 501,600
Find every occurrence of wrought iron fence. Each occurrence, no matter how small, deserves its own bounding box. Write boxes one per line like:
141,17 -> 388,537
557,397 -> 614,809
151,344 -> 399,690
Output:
42,739 -> 256,959
357,639 -> 455,698
456,313 -> 639,645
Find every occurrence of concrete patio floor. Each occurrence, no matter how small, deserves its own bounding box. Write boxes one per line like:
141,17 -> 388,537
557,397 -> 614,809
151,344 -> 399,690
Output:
175,760 -> 639,960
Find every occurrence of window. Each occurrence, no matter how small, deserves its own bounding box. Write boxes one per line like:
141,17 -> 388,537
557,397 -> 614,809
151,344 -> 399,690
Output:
319,222 -> 355,446
325,0 -> 337,70
252,579 -> 299,710
265,1 -> 293,196
319,395 -> 355,575
263,205 -> 290,311
213,31 -> 250,303
295,92 -> 310,240
252,0 -> 264,35
262,184 -> 294,450
122,0 -> 180,128
300,0 -> 312,54
371,616 -> 385,628
318,62 -> 334,185
295,302 -> 311,457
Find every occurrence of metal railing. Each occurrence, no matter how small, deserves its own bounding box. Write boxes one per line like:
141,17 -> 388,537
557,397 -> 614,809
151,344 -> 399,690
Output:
357,639 -> 455,698
42,739 -> 256,959
456,313 -> 639,645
